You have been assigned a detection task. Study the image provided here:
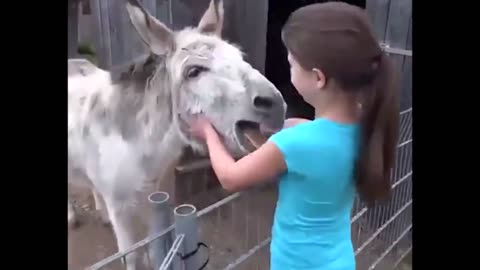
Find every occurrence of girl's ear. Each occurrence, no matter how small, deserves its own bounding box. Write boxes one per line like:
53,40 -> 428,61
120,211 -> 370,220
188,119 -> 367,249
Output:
312,68 -> 326,90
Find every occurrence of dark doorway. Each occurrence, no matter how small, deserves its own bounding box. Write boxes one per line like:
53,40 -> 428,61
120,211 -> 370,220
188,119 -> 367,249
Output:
265,0 -> 366,119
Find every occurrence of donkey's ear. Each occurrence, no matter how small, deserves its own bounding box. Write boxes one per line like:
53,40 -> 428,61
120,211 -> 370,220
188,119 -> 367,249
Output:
125,0 -> 174,55
198,0 -> 224,36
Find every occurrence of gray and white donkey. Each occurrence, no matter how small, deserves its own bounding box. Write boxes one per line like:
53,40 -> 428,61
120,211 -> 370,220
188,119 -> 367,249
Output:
68,0 -> 286,268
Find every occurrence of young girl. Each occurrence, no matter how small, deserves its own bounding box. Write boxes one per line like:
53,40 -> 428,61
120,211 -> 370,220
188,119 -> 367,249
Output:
189,2 -> 399,270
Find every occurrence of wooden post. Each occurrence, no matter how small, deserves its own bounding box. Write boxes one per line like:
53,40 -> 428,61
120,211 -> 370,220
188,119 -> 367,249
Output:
68,0 -> 79,58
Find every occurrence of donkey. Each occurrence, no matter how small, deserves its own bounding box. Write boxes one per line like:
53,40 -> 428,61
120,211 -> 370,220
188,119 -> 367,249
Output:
68,0 -> 286,268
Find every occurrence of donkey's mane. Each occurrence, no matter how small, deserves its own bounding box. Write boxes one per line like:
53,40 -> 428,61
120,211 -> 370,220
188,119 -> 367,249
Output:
109,54 -> 165,91
73,53 -> 173,141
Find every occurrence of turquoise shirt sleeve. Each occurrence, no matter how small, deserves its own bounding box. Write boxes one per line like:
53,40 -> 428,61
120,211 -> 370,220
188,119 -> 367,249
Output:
268,127 -> 302,172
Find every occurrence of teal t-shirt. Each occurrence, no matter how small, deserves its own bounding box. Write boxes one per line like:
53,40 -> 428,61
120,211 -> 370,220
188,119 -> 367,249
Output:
268,118 -> 360,270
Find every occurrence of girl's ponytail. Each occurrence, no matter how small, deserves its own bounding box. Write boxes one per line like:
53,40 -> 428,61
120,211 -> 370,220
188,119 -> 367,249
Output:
355,53 -> 400,206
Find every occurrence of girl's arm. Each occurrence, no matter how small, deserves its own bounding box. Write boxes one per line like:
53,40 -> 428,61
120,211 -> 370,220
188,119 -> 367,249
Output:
203,124 -> 286,192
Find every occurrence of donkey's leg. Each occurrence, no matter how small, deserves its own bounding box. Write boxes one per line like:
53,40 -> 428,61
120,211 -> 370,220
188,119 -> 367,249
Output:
104,197 -> 140,270
92,189 -> 110,226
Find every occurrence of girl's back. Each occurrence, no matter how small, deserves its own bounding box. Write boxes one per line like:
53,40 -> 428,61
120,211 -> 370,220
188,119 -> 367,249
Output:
269,119 -> 359,270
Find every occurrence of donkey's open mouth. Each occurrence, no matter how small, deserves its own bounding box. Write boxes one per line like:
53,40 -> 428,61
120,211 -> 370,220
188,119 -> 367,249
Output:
235,120 -> 278,152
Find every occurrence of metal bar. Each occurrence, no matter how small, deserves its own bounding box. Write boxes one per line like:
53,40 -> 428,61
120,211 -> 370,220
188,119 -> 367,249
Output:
392,246 -> 412,269
174,204 -> 201,270
167,0 -> 173,27
392,171 -> 412,189
149,192 -> 173,270
400,107 -> 412,116
197,192 -> 241,217
86,224 -> 175,270
355,199 -> 412,256
352,170 -> 411,225
176,159 -> 211,173
380,43 -> 412,57
159,234 -> 186,270
367,225 -> 412,270
351,206 -> 368,224
397,139 -> 412,148
223,237 -> 271,270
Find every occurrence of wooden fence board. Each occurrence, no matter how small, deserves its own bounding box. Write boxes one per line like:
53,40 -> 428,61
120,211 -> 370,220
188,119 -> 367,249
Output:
401,57 -> 412,110
406,18 -> 412,51
68,0 -> 79,58
385,0 -> 412,49
98,0 -> 113,67
366,0 -> 391,42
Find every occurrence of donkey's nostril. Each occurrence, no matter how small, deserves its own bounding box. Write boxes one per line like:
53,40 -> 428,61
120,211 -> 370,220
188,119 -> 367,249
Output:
253,96 -> 274,110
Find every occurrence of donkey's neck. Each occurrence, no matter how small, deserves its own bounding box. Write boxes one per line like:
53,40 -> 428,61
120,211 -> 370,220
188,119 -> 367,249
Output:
98,54 -> 187,180
105,54 -> 175,142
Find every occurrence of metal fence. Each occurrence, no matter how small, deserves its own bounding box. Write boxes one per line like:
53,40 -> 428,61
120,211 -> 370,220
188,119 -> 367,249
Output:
84,107 -> 412,270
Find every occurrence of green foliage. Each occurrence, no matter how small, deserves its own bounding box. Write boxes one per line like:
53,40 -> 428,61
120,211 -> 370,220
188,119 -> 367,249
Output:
77,42 -> 98,65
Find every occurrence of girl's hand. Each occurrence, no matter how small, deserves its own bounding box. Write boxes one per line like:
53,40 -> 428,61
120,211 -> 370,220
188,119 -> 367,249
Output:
188,115 -> 215,141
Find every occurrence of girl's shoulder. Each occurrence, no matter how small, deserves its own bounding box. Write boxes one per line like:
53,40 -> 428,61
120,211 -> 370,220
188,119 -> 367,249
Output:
269,118 -> 359,149
282,118 -> 358,134
267,120 -> 317,151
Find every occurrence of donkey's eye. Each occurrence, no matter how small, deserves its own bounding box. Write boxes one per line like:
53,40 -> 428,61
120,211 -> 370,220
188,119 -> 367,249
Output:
185,65 -> 208,79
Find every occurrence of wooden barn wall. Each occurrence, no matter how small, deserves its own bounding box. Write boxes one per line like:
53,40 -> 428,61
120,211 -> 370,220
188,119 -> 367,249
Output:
367,0 -> 412,111
73,0 -> 268,74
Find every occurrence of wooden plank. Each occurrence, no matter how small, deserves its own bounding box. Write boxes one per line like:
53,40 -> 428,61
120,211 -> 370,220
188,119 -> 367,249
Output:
90,0 -> 106,67
68,0 -> 79,58
142,0 -> 156,15
130,0 -> 156,57
403,18 -> 412,110
406,18 -> 412,51
400,57 -> 412,110
107,0 -> 129,66
99,0 -> 112,67
170,0 -> 207,30
175,159 -> 211,173
156,0 -> 171,26
237,0 -> 268,74
384,0 -> 412,49
366,0 -> 392,42
78,7 -> 95,46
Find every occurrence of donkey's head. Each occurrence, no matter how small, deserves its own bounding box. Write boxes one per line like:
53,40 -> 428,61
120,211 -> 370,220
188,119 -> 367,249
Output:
126,0 -> 286,156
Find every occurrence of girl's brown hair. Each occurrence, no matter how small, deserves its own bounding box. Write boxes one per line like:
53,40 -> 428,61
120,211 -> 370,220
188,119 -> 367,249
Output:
282,2 -> 400,205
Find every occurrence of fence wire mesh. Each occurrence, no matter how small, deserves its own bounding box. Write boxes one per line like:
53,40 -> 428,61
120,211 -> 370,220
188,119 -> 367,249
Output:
352,108 -> 412,270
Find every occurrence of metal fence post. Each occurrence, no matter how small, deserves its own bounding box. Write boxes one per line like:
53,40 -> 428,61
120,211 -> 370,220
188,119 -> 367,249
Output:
149,191 -> 173,270
174,204 -> 200,270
